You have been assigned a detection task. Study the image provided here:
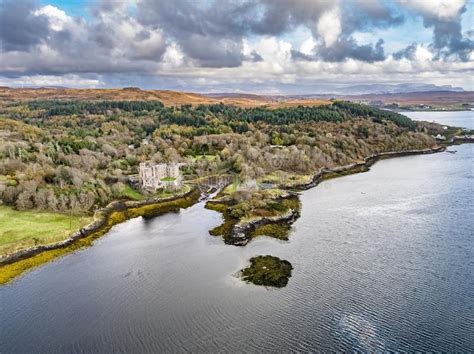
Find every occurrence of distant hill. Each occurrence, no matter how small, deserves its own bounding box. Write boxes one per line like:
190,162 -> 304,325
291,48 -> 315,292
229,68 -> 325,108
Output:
331,83 -> 464,95
209,91 -> 473,109
338,91 -> 474,108
0,87 -> 471,110
0,88 -> 217,106
0,87 -> 331,108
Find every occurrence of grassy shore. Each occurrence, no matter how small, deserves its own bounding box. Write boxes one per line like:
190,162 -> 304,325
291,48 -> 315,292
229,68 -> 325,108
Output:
0,188 -> 200,285
0,206 -> 93,257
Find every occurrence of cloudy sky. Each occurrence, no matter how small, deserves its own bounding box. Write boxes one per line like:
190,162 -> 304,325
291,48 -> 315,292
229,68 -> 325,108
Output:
0,0 -> 473,93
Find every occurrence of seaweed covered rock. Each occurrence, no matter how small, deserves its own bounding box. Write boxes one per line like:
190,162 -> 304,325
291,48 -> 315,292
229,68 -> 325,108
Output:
240,255 -> 293,288
206,189 -> 301,245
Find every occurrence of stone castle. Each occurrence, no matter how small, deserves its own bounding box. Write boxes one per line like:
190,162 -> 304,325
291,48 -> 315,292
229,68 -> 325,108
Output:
139,162 -> 183,191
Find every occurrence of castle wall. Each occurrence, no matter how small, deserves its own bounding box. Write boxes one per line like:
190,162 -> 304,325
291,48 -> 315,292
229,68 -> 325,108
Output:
138,162 -> 183,191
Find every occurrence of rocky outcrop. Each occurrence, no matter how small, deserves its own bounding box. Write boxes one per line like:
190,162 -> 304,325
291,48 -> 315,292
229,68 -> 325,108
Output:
450,135 -> 474,144
228,208 -> 300,246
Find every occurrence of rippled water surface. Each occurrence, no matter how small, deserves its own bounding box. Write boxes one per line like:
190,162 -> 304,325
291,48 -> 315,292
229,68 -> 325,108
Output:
1,115 -> 473,352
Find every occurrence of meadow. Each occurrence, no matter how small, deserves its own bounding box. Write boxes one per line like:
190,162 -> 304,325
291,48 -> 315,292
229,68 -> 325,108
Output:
0,205 -> 92,257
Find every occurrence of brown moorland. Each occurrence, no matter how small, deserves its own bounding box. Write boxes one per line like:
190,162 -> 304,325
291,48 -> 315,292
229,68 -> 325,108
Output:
0,87 -> 331,108
1,87 -> 470,109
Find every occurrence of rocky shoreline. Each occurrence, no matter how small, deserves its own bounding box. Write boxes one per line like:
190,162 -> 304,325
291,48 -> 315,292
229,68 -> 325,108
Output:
207,145 -> 447,246
291,145 -> 446,190
450,135 -> 474,145
229,207 -> 300,246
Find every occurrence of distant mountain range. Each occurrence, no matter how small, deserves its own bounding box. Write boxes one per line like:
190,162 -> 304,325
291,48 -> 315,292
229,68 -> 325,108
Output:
328,83 -> 464,95
205,83 -> 464,97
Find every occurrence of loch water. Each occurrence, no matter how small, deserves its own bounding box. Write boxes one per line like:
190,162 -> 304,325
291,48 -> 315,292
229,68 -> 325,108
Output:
404,110 -> 474,129
1,112 -> 473,352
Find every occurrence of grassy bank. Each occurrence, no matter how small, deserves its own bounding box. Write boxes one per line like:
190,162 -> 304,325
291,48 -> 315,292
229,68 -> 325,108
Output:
0,206 -> 93,257
0,188 -> 200,285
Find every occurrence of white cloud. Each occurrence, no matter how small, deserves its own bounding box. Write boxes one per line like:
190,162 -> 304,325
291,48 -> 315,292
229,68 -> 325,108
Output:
0,74 -> 103,88
254,37 -> 292,72
414,45 -> 433,61
300,36 -> 316,55
161,43 -> 185,69
398,0 -> 466,20
34,5 -> 71,31
317,6 -> 341,47
150,40 -> 473,92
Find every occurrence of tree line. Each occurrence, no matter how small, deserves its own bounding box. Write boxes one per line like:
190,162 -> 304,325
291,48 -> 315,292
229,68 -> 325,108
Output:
20,99 -> 417,131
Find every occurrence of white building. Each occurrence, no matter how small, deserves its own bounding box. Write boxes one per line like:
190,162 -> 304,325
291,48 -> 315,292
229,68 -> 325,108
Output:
139,162 -> 183,191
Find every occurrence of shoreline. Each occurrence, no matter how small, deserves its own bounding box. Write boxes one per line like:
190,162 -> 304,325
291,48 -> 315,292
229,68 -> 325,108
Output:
227,202 -> 300,246
395,109 -> 473,112
0,143 -> 468,285
207,145 -> 447,246
291,145 -> 446,190
0,188 -> 200,285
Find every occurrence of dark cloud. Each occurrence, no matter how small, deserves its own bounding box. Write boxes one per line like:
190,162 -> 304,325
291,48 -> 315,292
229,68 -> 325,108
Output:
403,2 -> 473,61
245,51 -> 263,62
282,0 -> 397,63
317,0 -> 402,63
290,50 -> 314,61
0,0 -> 50,52
293,38 -> 386,63
136,0 -> 333,38
428,18 -> 473,61
393,42 -> 418,60
136,0 -> 247,67
341,0 -> 405,33
135,0 -> 396,66
137,0 -> 254,38
0,0 -> 167,77
393,11 -> 474,62
136,0 -> 335,67
178,35 -> 244,68
251,0 -> 335,35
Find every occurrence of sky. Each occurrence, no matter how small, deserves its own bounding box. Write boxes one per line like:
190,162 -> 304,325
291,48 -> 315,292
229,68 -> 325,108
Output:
0,0 -> 473,94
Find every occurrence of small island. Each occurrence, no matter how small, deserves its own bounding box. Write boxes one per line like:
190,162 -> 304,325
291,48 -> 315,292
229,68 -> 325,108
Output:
240,255 -> 293,288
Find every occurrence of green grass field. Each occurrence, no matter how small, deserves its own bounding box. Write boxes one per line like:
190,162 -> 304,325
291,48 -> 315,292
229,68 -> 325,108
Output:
121,184 -> 145,200
0,206 -> 93,257
222,182 -> 238,195
189,154 -> 217,162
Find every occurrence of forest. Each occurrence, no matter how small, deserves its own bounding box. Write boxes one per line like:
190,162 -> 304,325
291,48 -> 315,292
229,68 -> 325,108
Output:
0,99 -> 436,213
